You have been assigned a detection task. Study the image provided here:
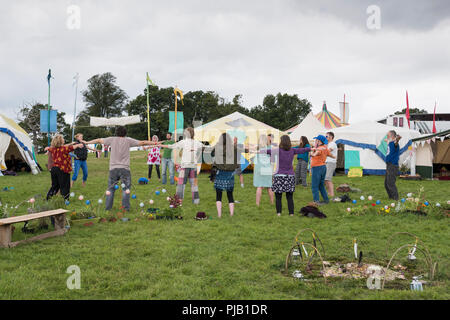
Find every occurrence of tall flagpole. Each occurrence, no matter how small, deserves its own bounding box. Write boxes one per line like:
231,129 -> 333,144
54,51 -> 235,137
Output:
173,87 -> 184,142
174,88 -> 178,143
71,73 -> 79,142
146,72 -> 151,140
173,87 -> 184,171
146,73 -> 156,141
47,69 -> 52,146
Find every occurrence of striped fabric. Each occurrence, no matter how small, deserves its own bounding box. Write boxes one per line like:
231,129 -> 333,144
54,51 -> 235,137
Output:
315,102 -> 342,129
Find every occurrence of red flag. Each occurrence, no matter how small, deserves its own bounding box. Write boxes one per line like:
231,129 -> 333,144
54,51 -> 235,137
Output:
405,90 -> 410,129
432,102 -> 437,133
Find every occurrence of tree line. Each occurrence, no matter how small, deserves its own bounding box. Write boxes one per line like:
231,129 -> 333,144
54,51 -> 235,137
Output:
18,72 -> 313,150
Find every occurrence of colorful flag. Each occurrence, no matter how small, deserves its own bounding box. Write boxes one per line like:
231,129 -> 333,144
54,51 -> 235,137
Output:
432,102 -> 437,133
406,91 -> 410,129
146,73 -> 155,86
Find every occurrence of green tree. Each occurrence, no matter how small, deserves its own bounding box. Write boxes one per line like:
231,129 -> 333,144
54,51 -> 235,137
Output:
125,87 -> 247,140
125,86 -> 174,140
248,93 -> 312,131
18,103 -> 71,152
394,108 -> 428,115
75,73 -> 128,140
81,72 -> 128,118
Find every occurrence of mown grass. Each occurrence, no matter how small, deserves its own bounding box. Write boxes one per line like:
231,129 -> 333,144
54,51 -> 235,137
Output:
0,151 -> 448,299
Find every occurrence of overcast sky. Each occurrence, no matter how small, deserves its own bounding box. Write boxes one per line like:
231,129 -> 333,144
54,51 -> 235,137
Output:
1,0 -> 449,127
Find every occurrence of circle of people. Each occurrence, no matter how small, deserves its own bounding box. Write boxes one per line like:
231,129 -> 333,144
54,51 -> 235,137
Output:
45,126 -> 402,218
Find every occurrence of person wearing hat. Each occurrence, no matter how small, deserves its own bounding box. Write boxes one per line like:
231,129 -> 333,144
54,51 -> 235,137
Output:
310,134 -> 335,205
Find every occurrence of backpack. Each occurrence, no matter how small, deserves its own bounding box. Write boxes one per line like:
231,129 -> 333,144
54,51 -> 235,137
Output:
74,142 -> 88,160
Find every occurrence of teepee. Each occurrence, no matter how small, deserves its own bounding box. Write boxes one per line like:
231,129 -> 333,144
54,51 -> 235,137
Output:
0,114 -> 40,174
316,101 -> 342,129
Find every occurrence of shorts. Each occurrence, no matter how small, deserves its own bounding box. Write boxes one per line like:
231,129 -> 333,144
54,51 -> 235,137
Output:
234,166 -> 242,175
325,162 -> 336,181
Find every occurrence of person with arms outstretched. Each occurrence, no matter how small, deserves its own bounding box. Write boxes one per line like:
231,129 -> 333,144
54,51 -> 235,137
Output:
83,126 -> 157,211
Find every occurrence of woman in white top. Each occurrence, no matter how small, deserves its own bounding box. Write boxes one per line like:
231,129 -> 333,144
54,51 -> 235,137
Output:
325,132 -> 338,198
159,127 -> 205,204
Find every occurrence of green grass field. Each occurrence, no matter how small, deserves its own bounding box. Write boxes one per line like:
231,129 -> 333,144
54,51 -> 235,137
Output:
0,151 -> 448,299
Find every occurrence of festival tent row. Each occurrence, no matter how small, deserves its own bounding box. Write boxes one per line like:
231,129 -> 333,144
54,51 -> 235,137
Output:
194,112 -> 281,146
286,102 -> 343,135
288,112 -> 327,141
0,114 -> 40,175
194,112 -> 282,171
333,121 -> 426,175
411,129 -> 450,179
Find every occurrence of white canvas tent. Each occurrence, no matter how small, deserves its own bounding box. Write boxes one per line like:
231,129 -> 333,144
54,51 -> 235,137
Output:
288,112 -> 327,141
332,121 -> 426,175
194,112 -> 281,146
0,114 -> 39,175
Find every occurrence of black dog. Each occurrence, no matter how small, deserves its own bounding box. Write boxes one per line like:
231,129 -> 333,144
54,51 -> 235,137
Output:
299,206 -> 327,219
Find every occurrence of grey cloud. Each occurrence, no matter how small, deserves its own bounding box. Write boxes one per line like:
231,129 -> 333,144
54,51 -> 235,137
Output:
292,0 -> 450,31
0,0 -> 449,126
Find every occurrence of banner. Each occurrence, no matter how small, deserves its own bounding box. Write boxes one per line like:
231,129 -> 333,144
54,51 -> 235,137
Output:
344,150 -> 360,169
40,110 -> 57,133
339,101 -> 349,124
90,115 -> 141,127
169,111 -> 184,134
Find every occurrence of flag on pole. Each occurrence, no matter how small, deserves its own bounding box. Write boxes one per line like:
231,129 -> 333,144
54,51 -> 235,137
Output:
47,69 -> 53,84
432,102 -> 437,133
174,87 -> 184,105
73,73 -> 79,86
146,73 -> 155,87
47,69 -> 53,146
405,90 -> 410,129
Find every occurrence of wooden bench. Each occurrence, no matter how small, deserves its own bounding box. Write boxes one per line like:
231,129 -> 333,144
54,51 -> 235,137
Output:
0,209 -> 69,248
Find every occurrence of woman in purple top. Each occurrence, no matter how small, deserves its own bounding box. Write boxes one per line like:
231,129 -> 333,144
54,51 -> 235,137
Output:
266,135 -> 311,216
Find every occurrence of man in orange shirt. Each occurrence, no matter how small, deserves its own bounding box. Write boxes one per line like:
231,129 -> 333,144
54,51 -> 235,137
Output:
310,135 -> 335,205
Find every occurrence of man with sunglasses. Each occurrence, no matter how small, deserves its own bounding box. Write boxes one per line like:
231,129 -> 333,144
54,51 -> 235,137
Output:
325,132 -> 337,198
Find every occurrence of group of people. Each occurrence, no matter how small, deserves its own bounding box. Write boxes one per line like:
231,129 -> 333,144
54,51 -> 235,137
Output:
44,125 -> 402,217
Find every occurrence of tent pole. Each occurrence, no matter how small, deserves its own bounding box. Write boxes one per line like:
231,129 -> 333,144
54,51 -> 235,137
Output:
47,69 -> 51,147
411,146 -> 416,176
71,73 -> 79,142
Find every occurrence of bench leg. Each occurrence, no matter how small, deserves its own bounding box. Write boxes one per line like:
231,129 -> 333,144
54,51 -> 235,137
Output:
0,225 -> 12,248
54,214 -> 66,231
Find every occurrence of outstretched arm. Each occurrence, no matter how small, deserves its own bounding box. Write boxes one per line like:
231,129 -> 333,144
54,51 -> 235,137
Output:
139,140 -> 158,146
84,138 -> 104,145
293,147 -> 311,155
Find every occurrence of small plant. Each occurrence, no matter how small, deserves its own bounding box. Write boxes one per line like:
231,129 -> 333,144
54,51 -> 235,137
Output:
154,193 -> 183,220
345,205 -> 376,216
399,163 -> 410,175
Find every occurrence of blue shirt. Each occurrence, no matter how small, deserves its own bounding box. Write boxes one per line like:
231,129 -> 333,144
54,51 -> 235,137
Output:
295,144 -> 310,161
386,141 -> 399,165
